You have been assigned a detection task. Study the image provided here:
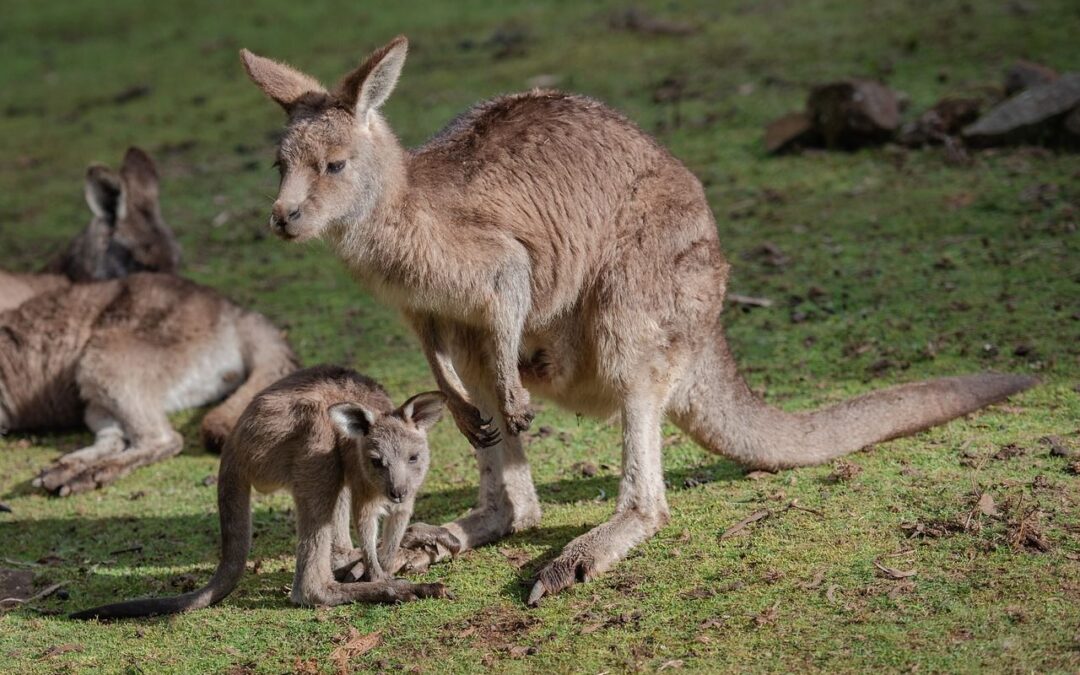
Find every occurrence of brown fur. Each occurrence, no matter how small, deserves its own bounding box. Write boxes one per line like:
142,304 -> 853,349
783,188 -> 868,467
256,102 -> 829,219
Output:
70,365 -> 452,620
43,147 -> 181,283
241,37 -> 1037,602
0,273 -> 297,495
1,148 -> 180,313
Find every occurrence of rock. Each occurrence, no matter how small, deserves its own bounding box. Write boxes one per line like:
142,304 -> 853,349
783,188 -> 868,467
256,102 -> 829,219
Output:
899,97 -> 982,146
807,80 -> 900,149
1004,60 -> 1059,96
963,73 -> 1080,147
764,111 -> 818,154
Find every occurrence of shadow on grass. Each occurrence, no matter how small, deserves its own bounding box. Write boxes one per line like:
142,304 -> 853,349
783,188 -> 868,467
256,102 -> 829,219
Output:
3,422 -> 746,615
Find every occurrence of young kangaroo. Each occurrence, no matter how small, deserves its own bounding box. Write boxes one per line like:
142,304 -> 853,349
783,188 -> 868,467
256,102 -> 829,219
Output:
0,273 -> 298,495
240,37 -> 1037,603
0,147 -> 181,313
70,365 -> 453,620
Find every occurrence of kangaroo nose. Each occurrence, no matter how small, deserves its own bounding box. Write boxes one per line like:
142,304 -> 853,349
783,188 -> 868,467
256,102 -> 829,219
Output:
270,202 -> 301,230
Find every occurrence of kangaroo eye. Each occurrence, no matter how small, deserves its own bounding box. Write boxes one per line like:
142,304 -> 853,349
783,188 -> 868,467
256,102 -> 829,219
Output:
408,454 -> 419,464
370,456 -> 384,468
327,160 -> 346,174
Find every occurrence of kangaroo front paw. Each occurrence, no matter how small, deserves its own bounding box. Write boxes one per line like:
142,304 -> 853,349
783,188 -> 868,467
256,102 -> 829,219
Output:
448,398 -> 501,448
501,388 -> 534,436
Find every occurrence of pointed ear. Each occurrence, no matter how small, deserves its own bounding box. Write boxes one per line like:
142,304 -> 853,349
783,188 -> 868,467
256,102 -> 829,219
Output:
119,147 -> 159,208
240,49 -> 327,113
84,164 -> 122,221
334,35 -> 408,119
398,390 -> 446,432
329,403 -> 376,438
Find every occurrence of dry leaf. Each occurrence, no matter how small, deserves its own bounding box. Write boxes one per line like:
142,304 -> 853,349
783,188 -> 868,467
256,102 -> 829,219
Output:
331,629 -> 381,671
720,509 -> 770,541
753,602 -> 780,627
873,560 -> 917,579
745,470 -> 776,481
658,659 -> 685,670
976,492 -> 1000,517
800,569 -> 826,590
43,644 -> 84,658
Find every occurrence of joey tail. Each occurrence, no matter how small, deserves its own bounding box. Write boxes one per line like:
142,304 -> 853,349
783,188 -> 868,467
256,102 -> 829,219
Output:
670,331 -> 1037,471
200,313 -> 298,453
69,465 -> 251,620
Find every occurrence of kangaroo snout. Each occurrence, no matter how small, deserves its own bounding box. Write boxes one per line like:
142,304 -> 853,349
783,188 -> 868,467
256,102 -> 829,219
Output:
270,202 -> 303,238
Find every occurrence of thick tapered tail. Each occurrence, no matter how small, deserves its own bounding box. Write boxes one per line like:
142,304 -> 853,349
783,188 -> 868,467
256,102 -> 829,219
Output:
669,334 -> 1037,471
200,311 -> 298,453
70,467 -> 251,620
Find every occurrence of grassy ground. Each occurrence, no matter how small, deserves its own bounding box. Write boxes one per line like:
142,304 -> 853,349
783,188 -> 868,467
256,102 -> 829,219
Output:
1,0 -> 1078,672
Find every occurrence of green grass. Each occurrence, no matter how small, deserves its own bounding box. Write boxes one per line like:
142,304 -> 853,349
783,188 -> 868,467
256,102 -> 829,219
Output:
1,0 -> 1078,672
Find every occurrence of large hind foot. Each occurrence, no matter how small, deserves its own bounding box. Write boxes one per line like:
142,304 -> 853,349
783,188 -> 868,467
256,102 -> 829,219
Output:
527,509 -> 666,605
394,523 -> 463,573
34,431 -> 183,496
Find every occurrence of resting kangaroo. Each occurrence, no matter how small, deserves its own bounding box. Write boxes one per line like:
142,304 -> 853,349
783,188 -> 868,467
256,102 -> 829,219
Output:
240,36 -> 1037,603
0,147 -> 179,313
0,273 -> 297,495
71,365 -> 452,620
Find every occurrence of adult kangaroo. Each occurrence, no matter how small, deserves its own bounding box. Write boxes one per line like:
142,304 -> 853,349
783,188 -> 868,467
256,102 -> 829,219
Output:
240,36 -> 1035,603
0,147 -> 180,313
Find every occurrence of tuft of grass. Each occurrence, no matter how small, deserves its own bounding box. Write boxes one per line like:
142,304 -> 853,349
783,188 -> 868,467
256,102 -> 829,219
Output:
1,0 -> 1078,672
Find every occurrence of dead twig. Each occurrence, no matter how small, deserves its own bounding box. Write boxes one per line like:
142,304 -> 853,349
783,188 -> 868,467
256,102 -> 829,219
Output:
720,509 -> 771,541
0,581 -> 68,610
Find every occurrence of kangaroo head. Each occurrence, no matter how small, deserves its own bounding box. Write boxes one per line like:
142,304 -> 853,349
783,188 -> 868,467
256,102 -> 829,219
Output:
240,36 -> 408,243
329,390 -> 445,504
62,147 -> 180,281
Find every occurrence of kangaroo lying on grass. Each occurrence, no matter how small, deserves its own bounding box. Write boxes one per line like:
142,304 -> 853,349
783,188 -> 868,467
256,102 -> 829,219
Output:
71,365 -> 453,620
0,147 -> 179,313
240,36 -> 1036,603
0,272 -> 297,495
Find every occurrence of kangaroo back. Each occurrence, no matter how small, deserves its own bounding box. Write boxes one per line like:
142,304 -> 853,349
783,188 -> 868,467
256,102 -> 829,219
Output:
70,462 -> 252,620
670,332 -> 1036,471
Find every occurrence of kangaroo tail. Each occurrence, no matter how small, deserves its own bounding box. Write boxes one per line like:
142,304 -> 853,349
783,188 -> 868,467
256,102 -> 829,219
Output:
200,311 -> 298,453
669,332 -> 1037,471
70,465 -> 252,620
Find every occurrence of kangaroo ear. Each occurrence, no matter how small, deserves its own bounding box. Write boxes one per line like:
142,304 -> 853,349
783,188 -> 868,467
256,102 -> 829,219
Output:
334,35 -> 408,119
329,403 -> 376,438
240,49 -> 328,113
398,390 -> 446,432
119,147 -> 160,208
84,164 -> 122,222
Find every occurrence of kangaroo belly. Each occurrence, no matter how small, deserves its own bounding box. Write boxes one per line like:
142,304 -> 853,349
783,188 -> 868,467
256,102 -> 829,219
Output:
519,325 -> 620,419
163,322 -> 246,412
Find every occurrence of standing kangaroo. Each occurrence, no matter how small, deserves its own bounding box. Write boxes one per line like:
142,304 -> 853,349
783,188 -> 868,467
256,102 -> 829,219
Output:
1,273 -> 297,495
240,36 -> 1036,603
0,147 -> 180,313
71,366 -> 451,620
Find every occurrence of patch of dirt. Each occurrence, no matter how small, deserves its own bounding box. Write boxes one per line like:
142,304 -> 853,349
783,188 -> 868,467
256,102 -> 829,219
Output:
1006,506 -> 1052,552
829,458 -> 863,482
498,547 -> 530,570
443,605 -> 542,660
994,443 -> 1028,460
